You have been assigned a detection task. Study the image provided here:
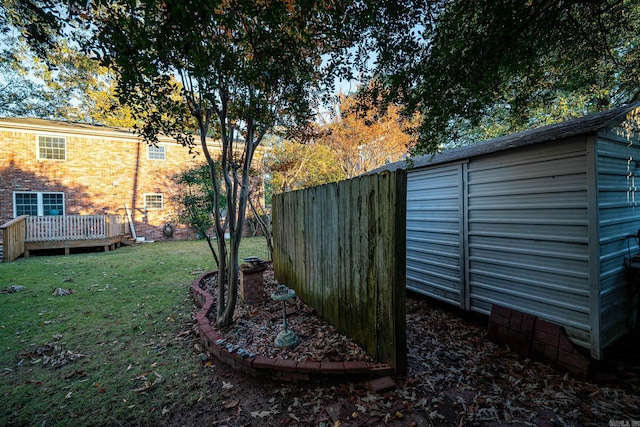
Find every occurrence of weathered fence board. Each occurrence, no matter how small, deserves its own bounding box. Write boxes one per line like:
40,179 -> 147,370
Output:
272,171 -> 407,372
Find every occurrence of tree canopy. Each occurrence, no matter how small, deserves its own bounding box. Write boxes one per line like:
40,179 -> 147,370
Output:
318,94 -> 415,177
352,0 -> 640,153
6,1 -> 637,155
265,93 -> 415,192
7,0 -> 353,327
0,5 -> 135,125
266,139 -> 346,192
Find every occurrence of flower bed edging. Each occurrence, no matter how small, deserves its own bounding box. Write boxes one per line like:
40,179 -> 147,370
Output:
191,271 -> 394,383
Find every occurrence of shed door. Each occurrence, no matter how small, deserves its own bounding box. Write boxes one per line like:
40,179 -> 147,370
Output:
406,164 -> 466,307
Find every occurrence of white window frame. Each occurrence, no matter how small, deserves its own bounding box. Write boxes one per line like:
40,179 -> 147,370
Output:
13,191 -> 65,217
147,144 -> 166,160
37,135 -> 67,160
144,193 -> 164,210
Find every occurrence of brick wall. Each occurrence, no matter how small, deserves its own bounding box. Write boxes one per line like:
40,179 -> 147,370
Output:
0,122 -> 206,241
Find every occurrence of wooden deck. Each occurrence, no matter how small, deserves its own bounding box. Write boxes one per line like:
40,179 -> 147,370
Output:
1,215 -> 130,261
24,235 -> 125,256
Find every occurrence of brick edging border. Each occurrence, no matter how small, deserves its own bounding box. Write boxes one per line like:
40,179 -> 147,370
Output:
191,271 -> 394,382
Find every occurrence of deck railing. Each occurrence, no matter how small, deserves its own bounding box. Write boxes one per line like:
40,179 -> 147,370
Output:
1,215 -> 27,262
25,214 -> 127,242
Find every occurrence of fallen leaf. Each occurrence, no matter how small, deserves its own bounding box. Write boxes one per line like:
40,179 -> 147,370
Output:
429,410 -> 444,420
132,372 -> 163,392
224,399 -> 239,409
251,410 -> 277,418
222,381 -> 233,389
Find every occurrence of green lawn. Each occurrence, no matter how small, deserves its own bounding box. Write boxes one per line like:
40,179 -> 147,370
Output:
0,238 -> 269,426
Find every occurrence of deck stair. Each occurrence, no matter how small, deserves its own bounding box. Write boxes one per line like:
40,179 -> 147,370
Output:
120,235 -> 136,246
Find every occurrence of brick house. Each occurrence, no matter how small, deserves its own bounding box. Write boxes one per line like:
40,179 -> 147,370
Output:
0,117 -> 243,243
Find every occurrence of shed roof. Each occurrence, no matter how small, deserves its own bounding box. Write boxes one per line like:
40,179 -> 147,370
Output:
372,104 -> 640,173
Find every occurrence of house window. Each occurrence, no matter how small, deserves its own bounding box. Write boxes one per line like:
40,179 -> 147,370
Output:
37,136 -> 66,160
144,193 -> 164,210
147,145 -> 166,160
14,192 -> 64,216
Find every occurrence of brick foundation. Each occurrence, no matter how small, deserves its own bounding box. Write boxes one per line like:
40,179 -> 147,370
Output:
487,304 -> 591,379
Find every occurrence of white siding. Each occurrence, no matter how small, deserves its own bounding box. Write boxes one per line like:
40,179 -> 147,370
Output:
406,164 -> 464,306
596,127 -> 640,352
466,138 -> 592,346
406,139 -> 595,348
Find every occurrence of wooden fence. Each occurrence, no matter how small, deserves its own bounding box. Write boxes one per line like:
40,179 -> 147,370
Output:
272,171 -> 407,372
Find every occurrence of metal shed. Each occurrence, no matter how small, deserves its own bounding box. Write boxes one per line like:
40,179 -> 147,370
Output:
377,105 -> 640,359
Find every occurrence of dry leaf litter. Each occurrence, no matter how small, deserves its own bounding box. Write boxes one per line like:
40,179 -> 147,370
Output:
17,339 -> 86,369
194,266 -> 640,426
201,268 -> 373,362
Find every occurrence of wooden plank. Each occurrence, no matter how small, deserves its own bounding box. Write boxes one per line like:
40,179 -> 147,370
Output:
25,236 -> 122,251
393,170 -> 408,373
375,171 -> 408,371
324,183 -> 340,330
363,174 -> 378,358
337,180 -> 351,334
345,176 -> 355,336
310,186 -> 320,311
349,176 -> 366,347
295,189 -> 305,293
376,172 -> 392,366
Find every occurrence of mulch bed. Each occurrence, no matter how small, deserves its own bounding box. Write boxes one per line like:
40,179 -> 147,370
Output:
200,268 -> 373,362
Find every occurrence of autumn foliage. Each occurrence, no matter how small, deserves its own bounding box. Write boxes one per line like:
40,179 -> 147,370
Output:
268,94 -> 415,193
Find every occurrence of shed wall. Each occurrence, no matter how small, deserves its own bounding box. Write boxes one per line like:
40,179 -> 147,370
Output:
406,138 -> 594,350
466,137 -> 592,348
406,164 -> 464,306
596,126 -> 640,353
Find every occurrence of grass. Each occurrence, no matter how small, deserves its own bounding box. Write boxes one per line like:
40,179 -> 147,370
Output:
0,238 -> 269,426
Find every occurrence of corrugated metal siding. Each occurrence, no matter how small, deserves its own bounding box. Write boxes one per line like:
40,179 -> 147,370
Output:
466,138 -> 592,346
597,126 -> 640,351
406,164 -> 464,306
405,117 -> 640,358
